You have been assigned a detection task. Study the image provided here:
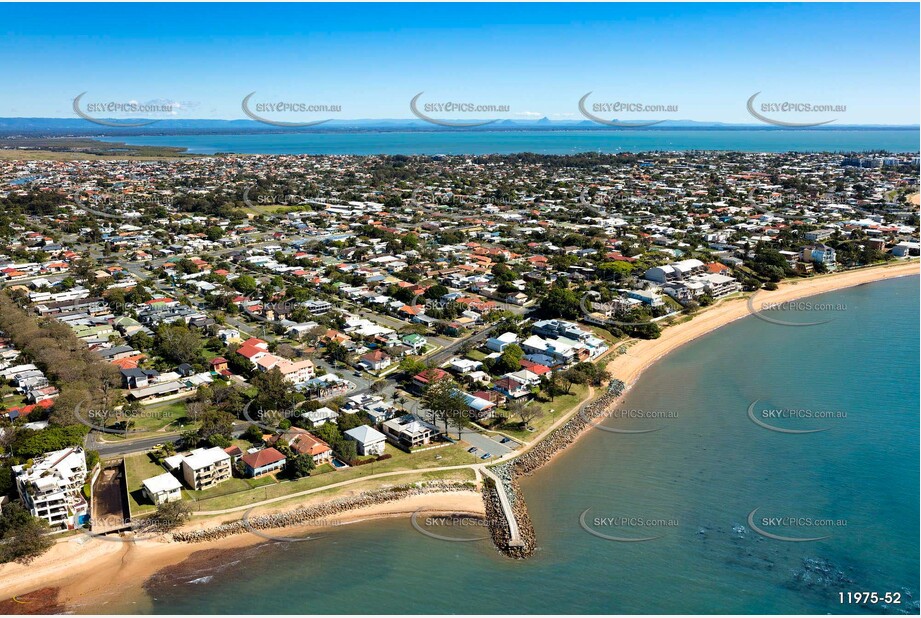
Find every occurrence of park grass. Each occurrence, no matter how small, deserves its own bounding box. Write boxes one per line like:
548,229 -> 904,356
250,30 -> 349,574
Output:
187,467 -> 478,522
130,400 -> 190,433
484,383 -> 591,442
187,443 -> 479,512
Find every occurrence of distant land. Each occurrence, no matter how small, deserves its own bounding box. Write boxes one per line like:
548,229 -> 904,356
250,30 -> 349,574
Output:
0,117 -> 918,138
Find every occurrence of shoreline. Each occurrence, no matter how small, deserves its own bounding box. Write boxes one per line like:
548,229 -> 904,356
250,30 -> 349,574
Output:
604,261 -> 918,390
0,491 -> 484,612
0,260 -> 916,610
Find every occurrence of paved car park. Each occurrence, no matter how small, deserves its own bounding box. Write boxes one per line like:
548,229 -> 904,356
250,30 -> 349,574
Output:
457,427 -> 518,458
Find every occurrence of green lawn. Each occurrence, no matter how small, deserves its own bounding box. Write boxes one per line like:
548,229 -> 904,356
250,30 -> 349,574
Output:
188,467 -> 478,520
484,383 -> 591,442
131,401 -> 190,432
123,452 -> 168,515
187,443 -> 479,512
465,349 -> 488,362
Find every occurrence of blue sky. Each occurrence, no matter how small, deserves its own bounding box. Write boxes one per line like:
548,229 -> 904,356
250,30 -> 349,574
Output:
0,3 -> 918,124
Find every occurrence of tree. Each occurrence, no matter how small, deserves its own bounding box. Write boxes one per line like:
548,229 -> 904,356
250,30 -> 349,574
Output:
539,285 -> 581,319
232,274 -> 259,294
287,453 -> 315,479
324,340 -> 349,363
398,356 -> 427,380
242,424 -> 264,444
150,501 -> 191,532
197,409 -> 235,445
421,377 -> 469,438
518,403 -> 545,428
560,367 -> 589,394
206,226 -> 224,242
0,503 -> 53,564
251,367 -> 296,412
494,344 -> 524,374
337,439 -> 358,462
156,323 -> 203,366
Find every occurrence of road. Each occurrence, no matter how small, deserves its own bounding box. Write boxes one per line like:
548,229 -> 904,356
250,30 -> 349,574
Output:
87,421 -> 248,458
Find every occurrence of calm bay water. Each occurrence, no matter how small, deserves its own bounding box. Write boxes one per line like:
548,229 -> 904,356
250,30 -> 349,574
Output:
100,129 -> 920,155
121,276 -> 918,615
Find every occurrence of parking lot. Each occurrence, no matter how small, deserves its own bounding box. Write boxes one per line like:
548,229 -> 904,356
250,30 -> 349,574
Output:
456,427 -> 518,459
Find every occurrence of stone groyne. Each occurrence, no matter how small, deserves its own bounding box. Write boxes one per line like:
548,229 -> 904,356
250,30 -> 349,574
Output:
483,381 -> 625,558
173,481 -> 477,543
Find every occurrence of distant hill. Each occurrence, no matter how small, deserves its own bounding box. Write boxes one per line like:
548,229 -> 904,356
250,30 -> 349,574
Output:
0,117 -> 916,138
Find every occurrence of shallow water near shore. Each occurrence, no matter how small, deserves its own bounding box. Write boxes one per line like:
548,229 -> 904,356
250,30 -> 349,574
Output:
99,276 -> 917,614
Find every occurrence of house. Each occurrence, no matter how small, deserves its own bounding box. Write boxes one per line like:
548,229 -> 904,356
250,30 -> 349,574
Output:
236,337 -> 270,363
460,391 -> 496,419
344,425 -> 387,456
486,332 -> 518,353
400,333 -> 427,352
301,406 -> 339,427
494,377 -> 531,399
270,428 -> 333,465
241,447 -> 287,477
142,472 -> 183,505
180,447 -> 232,490
381,414 -> 439,448
120,367 -> 159,389
210,356 -> 229,373
448,357 -> 483,374
801,243 -> 837,271
411,367 -> 449,392
804,228 -> 835,241
12,447 -> 88,528
359,350 -> 392,371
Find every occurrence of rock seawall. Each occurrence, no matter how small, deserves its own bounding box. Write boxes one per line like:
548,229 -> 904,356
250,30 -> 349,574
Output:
483,380 -> 625,558
173,481 -> 477,543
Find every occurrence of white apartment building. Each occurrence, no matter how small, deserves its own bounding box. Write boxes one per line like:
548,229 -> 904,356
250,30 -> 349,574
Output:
13,447 -> 88,528
180,447 -> 232,490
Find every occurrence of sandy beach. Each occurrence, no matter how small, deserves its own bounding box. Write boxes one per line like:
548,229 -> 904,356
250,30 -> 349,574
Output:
0,260 -> 916,613
604,261 -> 918,388
0,491 -> 484,612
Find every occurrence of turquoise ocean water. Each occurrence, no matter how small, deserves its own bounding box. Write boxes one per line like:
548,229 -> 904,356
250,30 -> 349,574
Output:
117,276 -> 918,615
100,129 -> 920,155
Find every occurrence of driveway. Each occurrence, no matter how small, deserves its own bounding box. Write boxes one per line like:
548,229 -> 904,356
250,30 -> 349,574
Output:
455,426 -> 515,458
